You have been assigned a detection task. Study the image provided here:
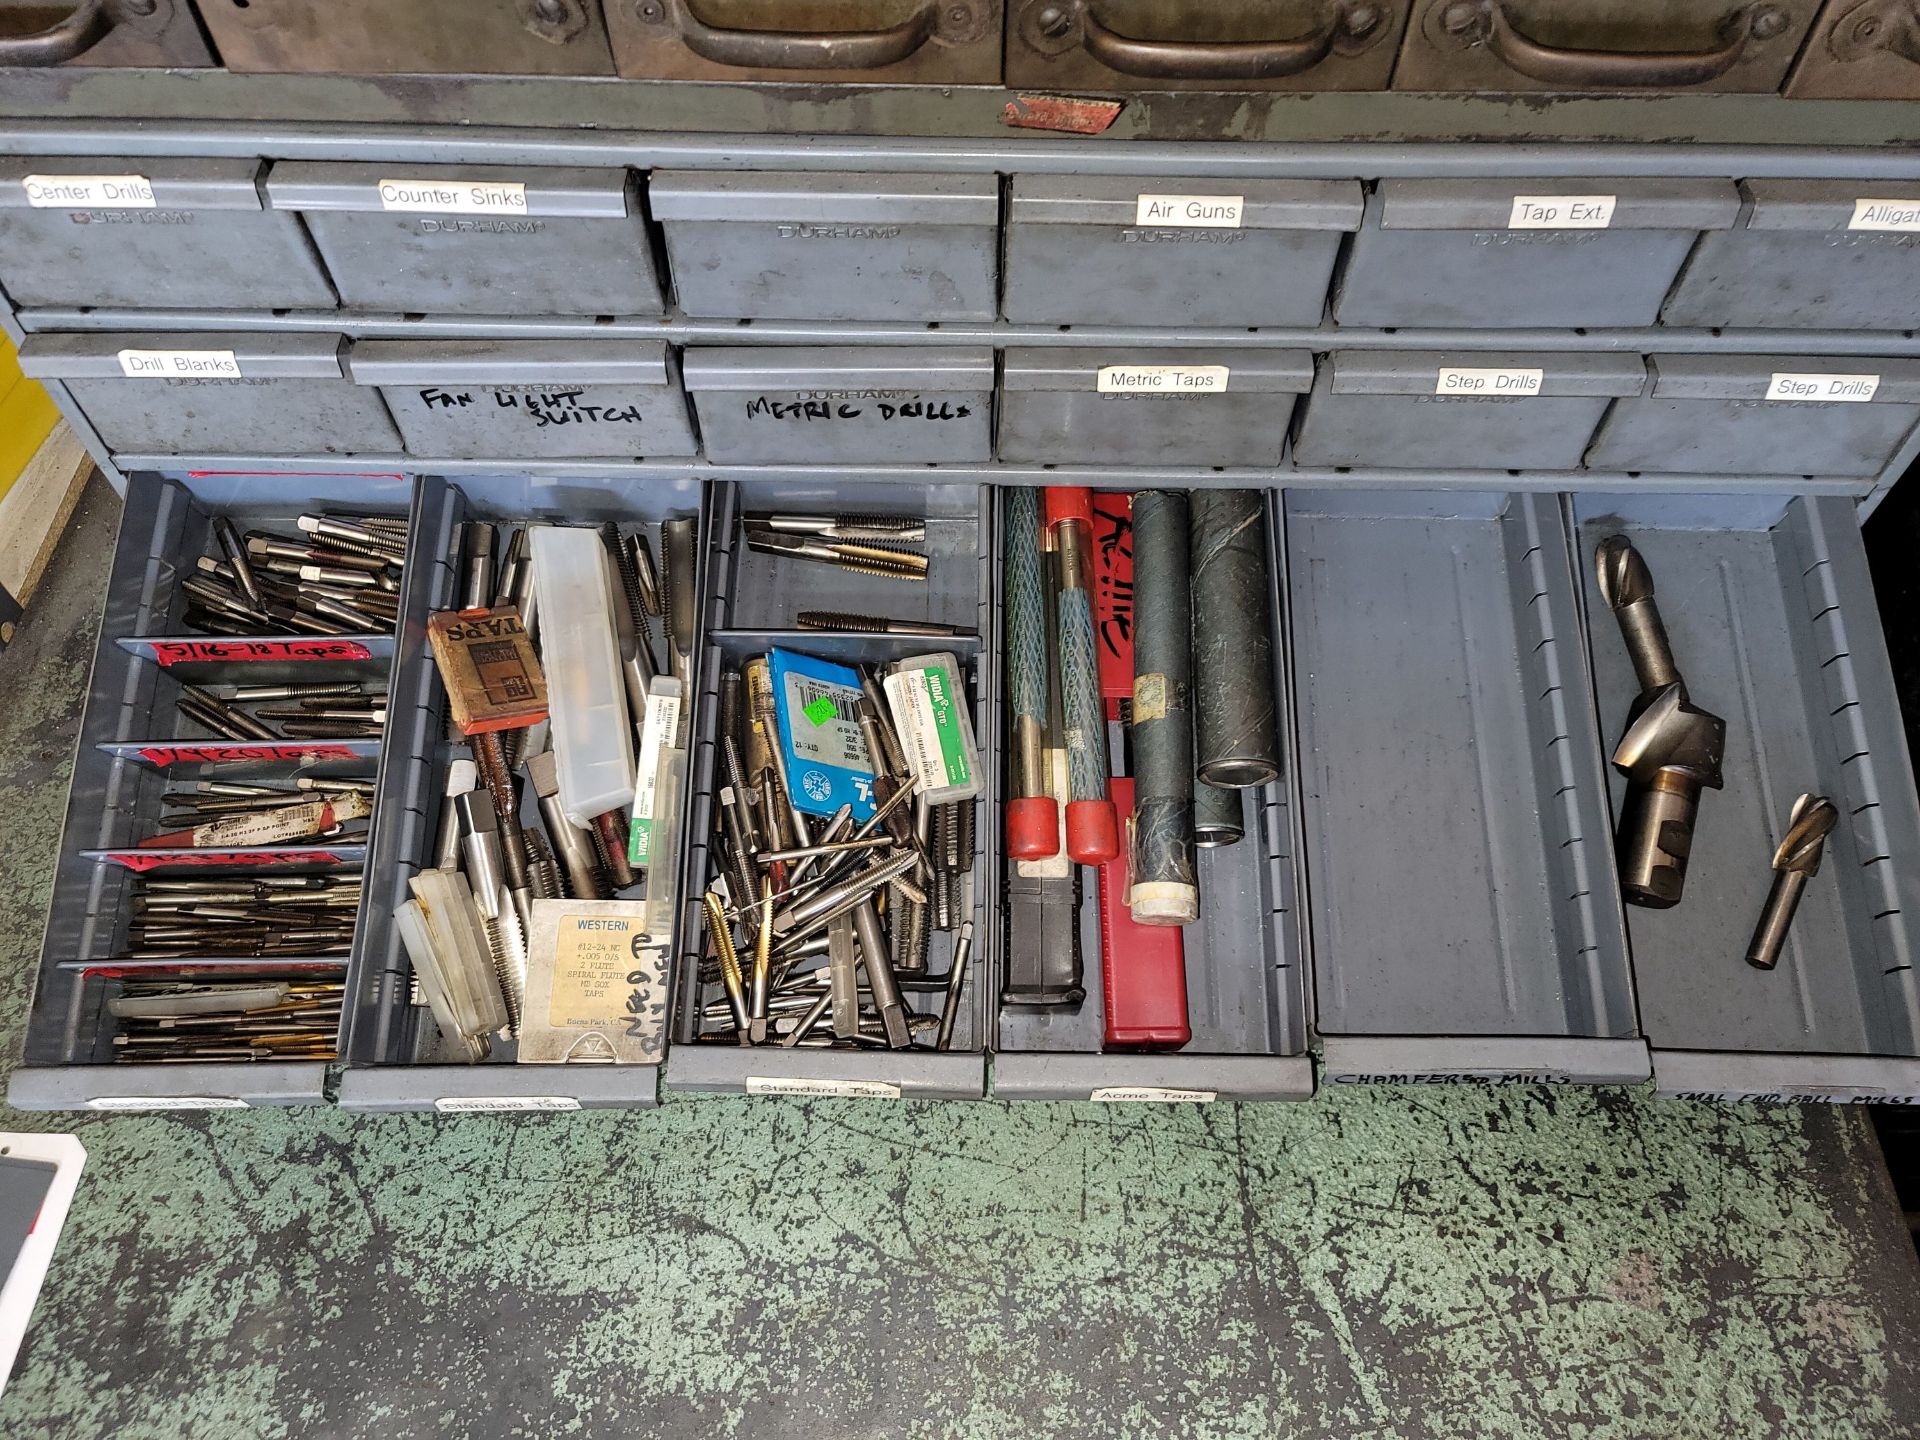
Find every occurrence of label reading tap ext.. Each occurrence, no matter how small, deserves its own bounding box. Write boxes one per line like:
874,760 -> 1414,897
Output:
1134,193 -> 1244,228
117,349 -> 242,379
23,173 -> 155,208
1765,372 -> 1880,403
1435,367 -> 1544,397
1849,199 -> 1920,232
1096,365 -> 1230,395
377,178 -> 530,215
1507,194 -> 1616,229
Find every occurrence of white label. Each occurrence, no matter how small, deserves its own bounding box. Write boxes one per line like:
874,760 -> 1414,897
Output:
1096,365 -> 1231,395
377,178 -> 529,215
1849,198 -> 1920,232
117,348 -> 242,380
1507,194 -> 1616,229
1435,367 -> 1544,397
89,1096 -> 249,1111
745,1076 -> 903,1099
628,689 -> 684,867
1765,372 -> 1880,403
1134,193 -> 1244,228
433,1096 -> 581,1113
1089,1086 -> 1217,1103
23,173 -> 155,209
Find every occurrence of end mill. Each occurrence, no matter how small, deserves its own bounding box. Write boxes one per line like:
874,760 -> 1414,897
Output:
1746,794 -> 1838,971
1596,536 -> 1727,910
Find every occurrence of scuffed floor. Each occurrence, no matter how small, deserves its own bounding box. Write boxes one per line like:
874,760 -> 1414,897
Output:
0,477 -> 1915,1440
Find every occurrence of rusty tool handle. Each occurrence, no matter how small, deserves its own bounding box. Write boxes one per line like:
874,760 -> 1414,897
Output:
1081,0 -> 1369,78
674,0 -> 939,68
0,0 -> 109,64
1441,0 -> 1783,86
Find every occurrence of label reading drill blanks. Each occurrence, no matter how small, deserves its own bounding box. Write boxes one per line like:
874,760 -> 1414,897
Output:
745,1076 -> 902,1099
88,1096 -> 249,1111
1507,194 -> 1615,229
378,178 -> 529,215
884,665 -> 977,801
1435,367 -> 1543,397
23,173 -> 155,208
117,348 -> 241,380
433,1096 -> 581,1113
1089,1087 -> 1217,1103
1134,193 -> 1244,228
769,648 -> 874,821
1849,199 -> 1920,232
628,685 -> 684,867
1096,365 -> 1230,395
1765,372 -> 1880,402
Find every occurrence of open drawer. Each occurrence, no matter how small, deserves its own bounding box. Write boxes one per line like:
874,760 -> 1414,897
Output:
338,474 -> 710,1113
10,472 -> 416,1112
1572,493 -> 1920,1104
668,479 -> 995,1100
992,490 -> 1313,1102
1288,491 -> 1648,1086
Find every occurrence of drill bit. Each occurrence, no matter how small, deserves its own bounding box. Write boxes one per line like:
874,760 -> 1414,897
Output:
1596,536 -> 1727,909
744,529 -> 929,581
797,611 -> 969,637
702,891 -> 752,1038
1746,794 -> 1839,971
662,517 -> 699,687
748,513 -> 927,542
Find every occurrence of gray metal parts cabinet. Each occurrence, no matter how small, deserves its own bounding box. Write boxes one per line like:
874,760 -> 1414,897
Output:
7,82 -> 1920,1112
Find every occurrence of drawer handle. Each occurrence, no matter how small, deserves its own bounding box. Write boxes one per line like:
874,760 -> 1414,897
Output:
672,0 -> 941,69
1074,2 -> 1384,79
0,0 -> 110,65
1826,0 -> 1920,66
1432,0 -> 1791,86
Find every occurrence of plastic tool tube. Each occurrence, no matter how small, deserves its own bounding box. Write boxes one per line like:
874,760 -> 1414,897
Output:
1004,486 -> 1059,860
1190,490 -> 1282,790
1044,487 -> 1119,865
1129,491 -> 1198,925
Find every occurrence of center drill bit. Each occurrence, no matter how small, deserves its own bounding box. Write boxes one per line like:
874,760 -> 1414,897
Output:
1596,535 -> 1726,910
1746,794 -> 1839,971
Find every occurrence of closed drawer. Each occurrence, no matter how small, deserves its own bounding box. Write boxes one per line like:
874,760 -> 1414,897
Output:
1393,0 -> 1821,93
684,346 -> 994,465
999,348 -> 1311,468
1586,355 -> 1920,477
1005,0 -> 1413,92
0,157 -> 336,312
1002,176 -> 1362,328
1786,0 -> 1920,98
1663,180 -> 1920,330
266,162 -> 663,317
1573,493 -> 1920,1103
18,332 -> 401,458
349,339 -> 698,461
1332,178 -> 1740,329
651,170 -> 999,323
1290,350 -> 1647,471
195,0 -> 617,75
1289,491 -> 1649,1086
609,0 -> 1003,84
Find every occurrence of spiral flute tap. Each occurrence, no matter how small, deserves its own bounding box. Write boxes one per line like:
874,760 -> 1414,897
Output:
1596,536 -> 1726,909
1746,794 -> 1839,971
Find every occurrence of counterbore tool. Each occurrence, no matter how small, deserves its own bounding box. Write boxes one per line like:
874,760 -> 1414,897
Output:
1746,794 -> 1838,971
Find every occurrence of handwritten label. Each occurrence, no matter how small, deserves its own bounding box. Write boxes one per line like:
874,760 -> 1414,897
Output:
378,178 -> 529,215
117,349 -> 242,380
415,388 -> 650,431
1507,194 -> 1616,229
23,174 -> 155,209
745,1077 -> 903,1099
1666,1089 -> 1917,1105
150,639 -> 374,667
1089,1086 -> 1217,1103
744,396 -> 972,424
104,849 -> 347,872
1765,372 -> 1880,403
1096,365 -> 1230,395
89,1096 -> 249,1111
136,743 -> 359,766
1325,1071 -> 1573,1085
433,1096 -> 581,1113
1134,193 -> 1244,228
1435,367 -> 1544,397
1849,199 -> 1920,232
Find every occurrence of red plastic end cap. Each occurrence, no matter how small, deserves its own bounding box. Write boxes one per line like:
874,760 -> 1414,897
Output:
1043,486 -> 1096,533
1066,799 -> 1121,865
1007,797 -> 1061,861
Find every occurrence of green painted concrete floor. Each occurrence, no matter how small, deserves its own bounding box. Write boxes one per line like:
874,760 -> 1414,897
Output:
0,477 -> 1917,1440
